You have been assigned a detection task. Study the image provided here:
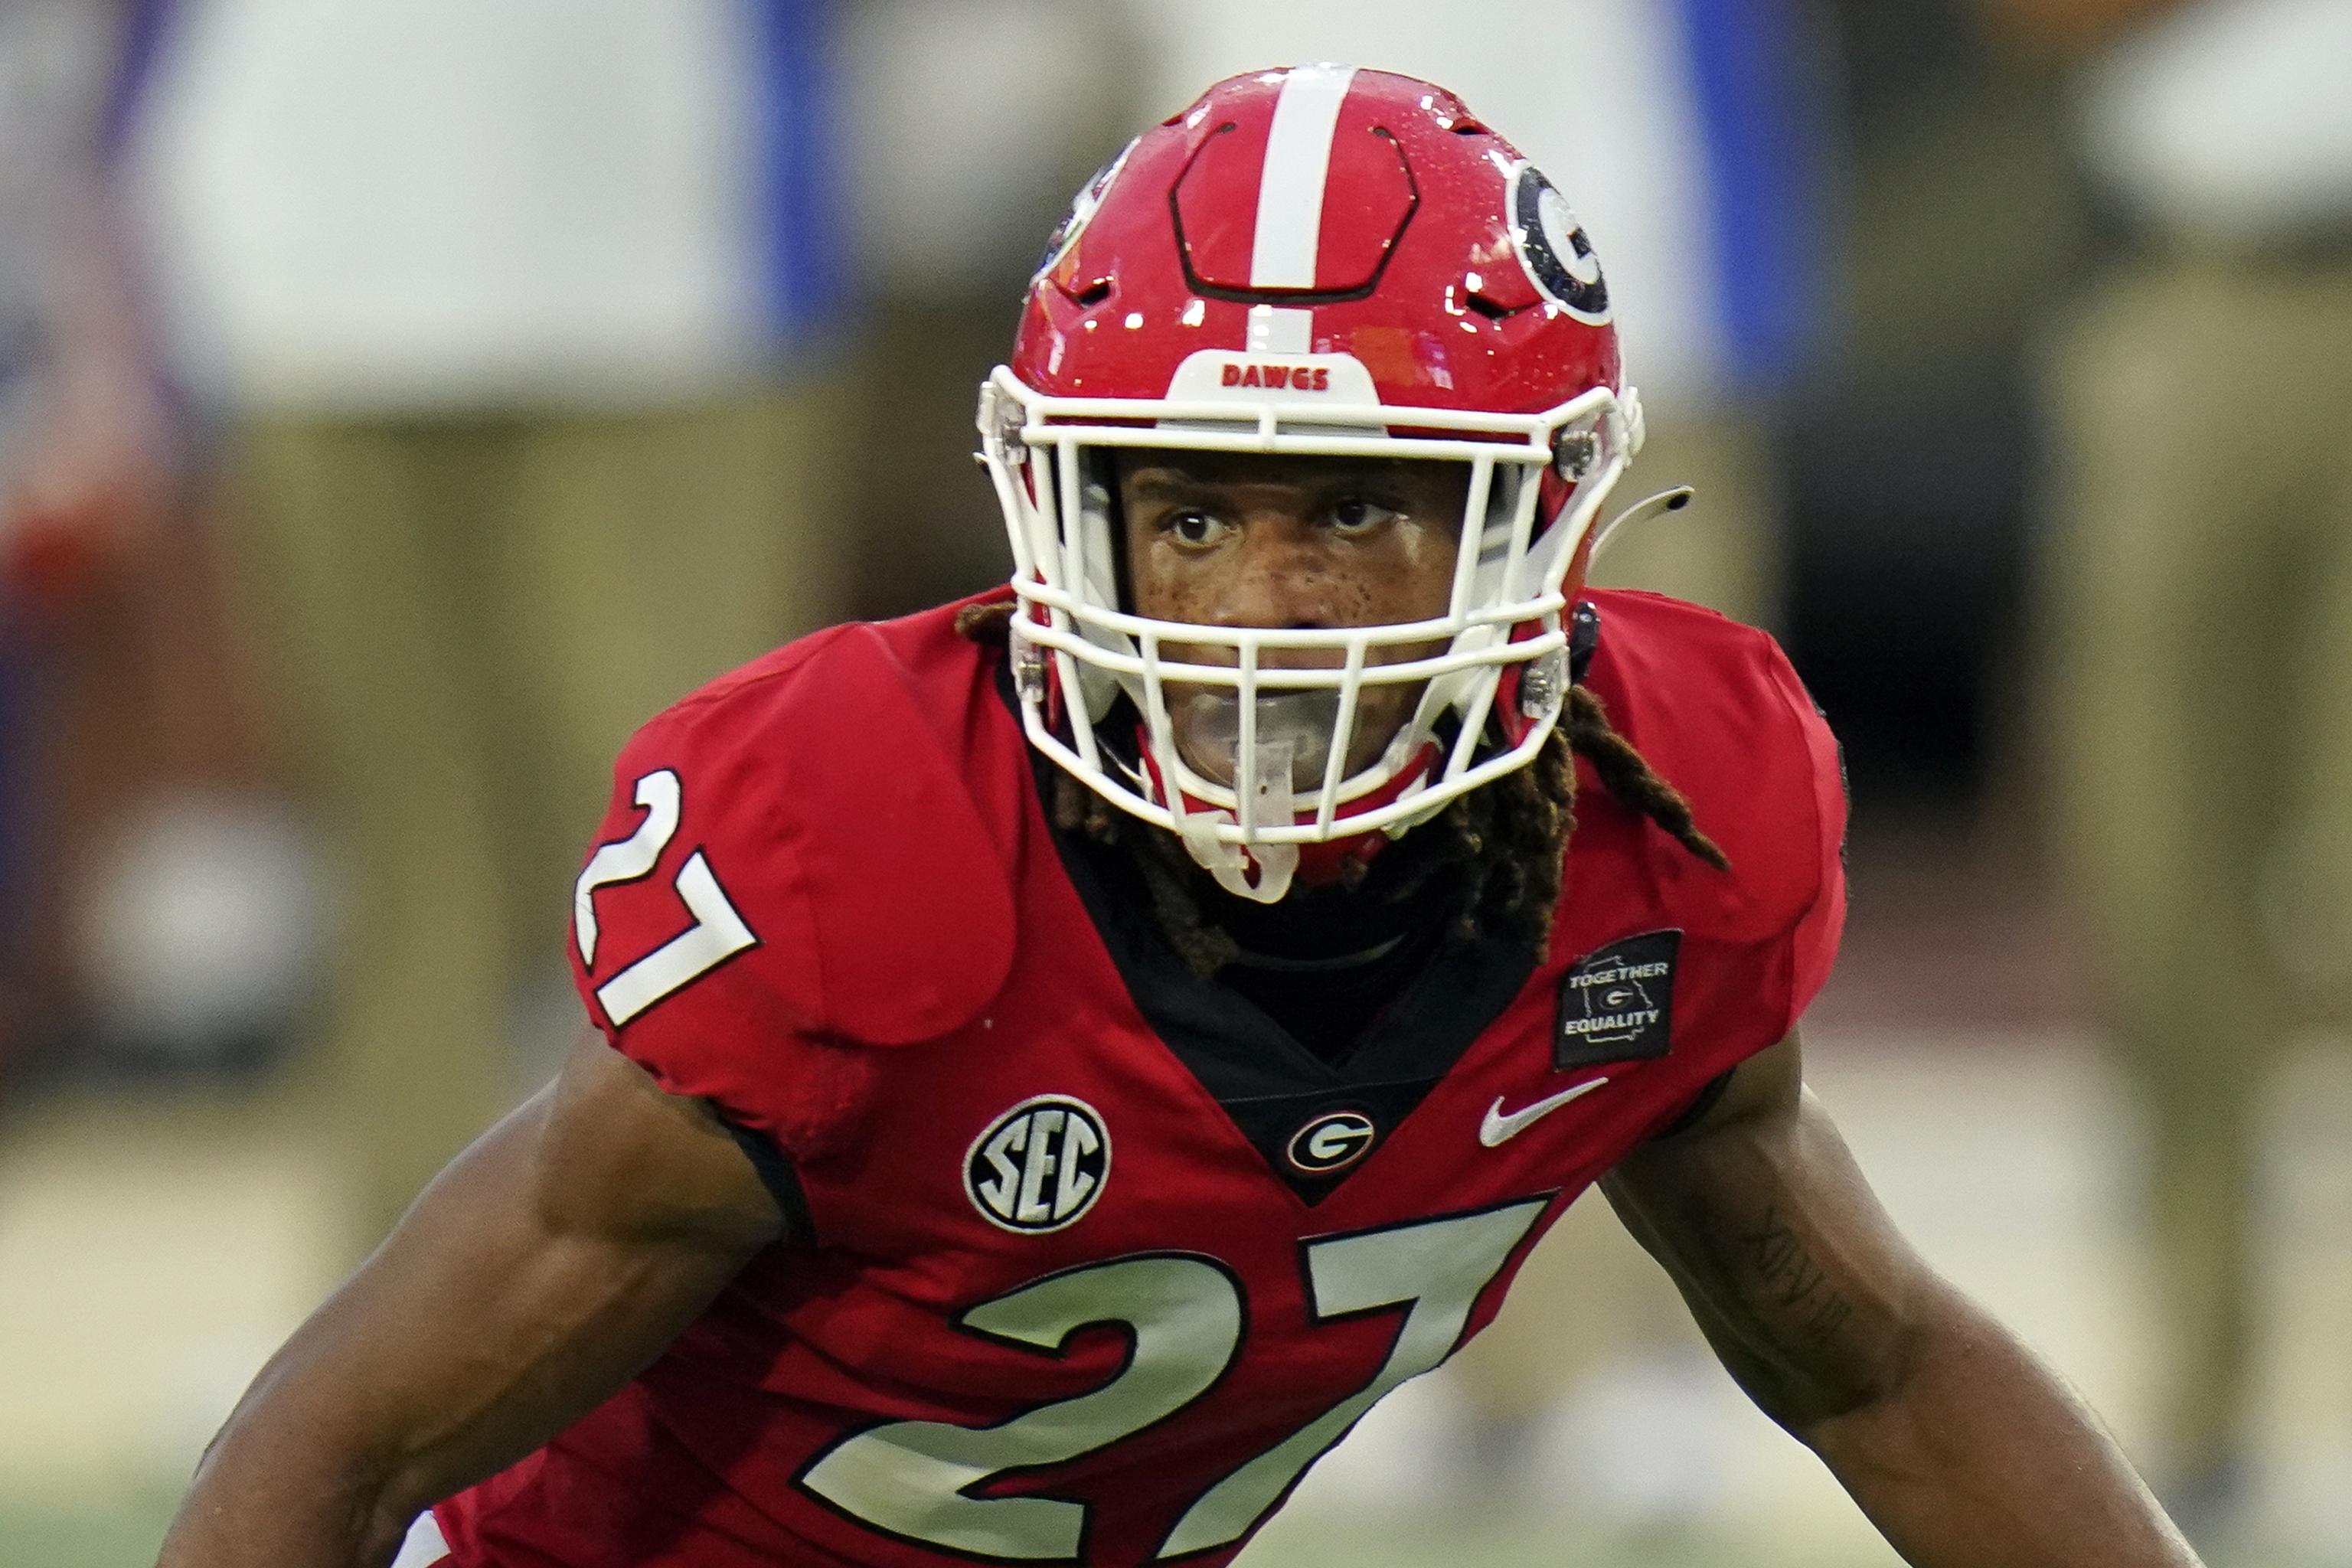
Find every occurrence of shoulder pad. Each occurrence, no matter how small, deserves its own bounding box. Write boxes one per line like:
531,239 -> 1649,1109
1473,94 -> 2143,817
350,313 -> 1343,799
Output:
576,616 -> 1016,1049
1579,590 -> 1847,947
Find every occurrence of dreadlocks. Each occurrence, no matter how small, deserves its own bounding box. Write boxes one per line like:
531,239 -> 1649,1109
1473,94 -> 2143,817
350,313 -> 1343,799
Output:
956,598 -> 1727,972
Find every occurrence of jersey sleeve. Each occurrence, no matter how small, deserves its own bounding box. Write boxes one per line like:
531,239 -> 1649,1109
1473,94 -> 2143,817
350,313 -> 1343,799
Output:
1765,645 -> 1848,1040
1630,629 -> 1847,1142
1591,594 -> 1851,1054
568,703 -> 859,1162
565,630 -> 1018,1164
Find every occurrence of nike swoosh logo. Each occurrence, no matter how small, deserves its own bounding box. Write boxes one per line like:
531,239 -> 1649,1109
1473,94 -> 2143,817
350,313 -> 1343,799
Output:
1479,1076 -> 1610,1148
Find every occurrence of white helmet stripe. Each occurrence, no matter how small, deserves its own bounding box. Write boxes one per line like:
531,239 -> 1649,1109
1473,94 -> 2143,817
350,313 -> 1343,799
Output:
1249,64 -> 1358,291
1246,303 -> 1314,353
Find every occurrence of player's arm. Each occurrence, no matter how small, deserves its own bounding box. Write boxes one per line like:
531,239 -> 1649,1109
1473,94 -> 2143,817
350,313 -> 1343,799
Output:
155,1028 -> 787,1568
1602,1031 -> 2200,1568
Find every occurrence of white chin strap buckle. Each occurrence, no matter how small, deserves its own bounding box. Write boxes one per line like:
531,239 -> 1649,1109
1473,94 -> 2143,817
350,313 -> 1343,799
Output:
1174,736 -> 1301,903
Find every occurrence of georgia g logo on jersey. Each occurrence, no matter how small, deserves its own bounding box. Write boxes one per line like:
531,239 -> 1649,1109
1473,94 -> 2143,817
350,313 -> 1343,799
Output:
1284,1110 -> 1377,1177
1505,161 -> 1612,325
965,1095 -> 1112,1233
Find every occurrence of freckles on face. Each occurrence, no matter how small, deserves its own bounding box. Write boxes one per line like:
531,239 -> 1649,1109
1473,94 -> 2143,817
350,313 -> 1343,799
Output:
1114,450 -> 1471,785
1138,539 -> 1431,633
1118,451 -> 1468,635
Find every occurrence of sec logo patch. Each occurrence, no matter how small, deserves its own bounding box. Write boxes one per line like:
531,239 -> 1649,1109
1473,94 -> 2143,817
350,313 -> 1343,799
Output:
965,1095 -> 1112,1233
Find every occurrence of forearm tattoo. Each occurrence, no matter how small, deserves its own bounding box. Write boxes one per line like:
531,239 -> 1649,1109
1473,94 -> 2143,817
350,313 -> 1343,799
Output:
1737,1203 -> 1854,1348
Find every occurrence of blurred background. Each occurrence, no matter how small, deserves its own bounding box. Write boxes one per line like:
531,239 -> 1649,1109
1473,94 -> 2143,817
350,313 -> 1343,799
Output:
2,1 -> 2347,1564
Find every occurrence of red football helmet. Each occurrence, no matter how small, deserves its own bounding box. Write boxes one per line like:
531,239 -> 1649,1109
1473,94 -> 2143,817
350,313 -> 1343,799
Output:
978,64 -> 1658,900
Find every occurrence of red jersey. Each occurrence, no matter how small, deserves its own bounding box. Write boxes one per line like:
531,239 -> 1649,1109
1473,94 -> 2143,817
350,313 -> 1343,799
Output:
433,588 -> 1847,1567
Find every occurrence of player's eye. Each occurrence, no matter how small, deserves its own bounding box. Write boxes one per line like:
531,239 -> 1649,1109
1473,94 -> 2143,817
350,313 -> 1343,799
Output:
1165,510 -> 1230,547
1328,496 -> 1403,534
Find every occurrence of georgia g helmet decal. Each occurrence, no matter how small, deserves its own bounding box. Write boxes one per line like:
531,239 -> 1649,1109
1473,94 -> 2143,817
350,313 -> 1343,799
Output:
1508,162 -> 1612,326
1032,137 -> 1138,287
978,65 -> 1644,900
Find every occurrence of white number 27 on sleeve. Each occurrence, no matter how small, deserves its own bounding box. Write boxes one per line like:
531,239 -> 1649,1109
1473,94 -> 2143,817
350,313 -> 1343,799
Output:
573,769 -> 756,1024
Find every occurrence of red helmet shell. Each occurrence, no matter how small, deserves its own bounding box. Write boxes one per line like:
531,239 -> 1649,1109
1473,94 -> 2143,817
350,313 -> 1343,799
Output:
1011,66 -> 1622,418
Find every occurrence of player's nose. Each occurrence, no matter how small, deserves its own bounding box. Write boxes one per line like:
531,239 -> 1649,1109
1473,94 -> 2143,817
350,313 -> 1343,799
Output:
1198,517 -> 1348,657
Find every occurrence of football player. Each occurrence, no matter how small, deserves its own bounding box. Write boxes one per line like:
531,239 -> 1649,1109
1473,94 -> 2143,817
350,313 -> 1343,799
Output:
159,68 -> 2199,1568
